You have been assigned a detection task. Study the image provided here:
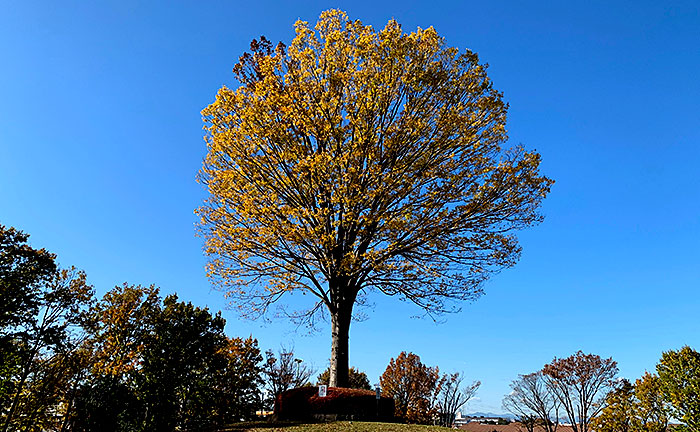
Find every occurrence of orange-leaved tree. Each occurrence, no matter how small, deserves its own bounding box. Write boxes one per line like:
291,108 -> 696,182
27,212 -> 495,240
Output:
380,351 -> 441,423
317,366 -> 371,390
198,9 -> 553,387
543,351 -> 618,432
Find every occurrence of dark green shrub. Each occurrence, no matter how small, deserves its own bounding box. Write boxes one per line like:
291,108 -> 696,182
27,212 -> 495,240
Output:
71,376 -> 143,432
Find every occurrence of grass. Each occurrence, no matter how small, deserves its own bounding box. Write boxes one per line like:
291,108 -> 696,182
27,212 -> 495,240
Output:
221,421 -> 454,432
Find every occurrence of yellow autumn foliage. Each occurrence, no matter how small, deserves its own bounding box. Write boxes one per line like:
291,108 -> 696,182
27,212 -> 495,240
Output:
198,9 -> 553,324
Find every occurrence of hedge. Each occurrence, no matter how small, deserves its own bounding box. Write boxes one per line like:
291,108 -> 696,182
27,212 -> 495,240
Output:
274,386 -> 395,421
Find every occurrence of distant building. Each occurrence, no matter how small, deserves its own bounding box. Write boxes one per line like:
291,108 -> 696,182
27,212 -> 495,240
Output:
454,413 -> 512,428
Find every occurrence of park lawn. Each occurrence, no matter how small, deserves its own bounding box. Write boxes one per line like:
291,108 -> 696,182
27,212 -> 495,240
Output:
222,421 -> 454,432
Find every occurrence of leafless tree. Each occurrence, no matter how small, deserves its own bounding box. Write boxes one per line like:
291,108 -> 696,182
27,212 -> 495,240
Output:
435,372 -> 480,427
503,371 -> 559,432
262,346 -> 314,405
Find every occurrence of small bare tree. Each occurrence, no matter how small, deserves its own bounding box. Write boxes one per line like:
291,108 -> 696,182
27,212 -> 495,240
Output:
435,372 -> 480,427
503,371 -> 559,432
543,351 -> 618,432
512,415 -> 539,432
262,346 -> 314,405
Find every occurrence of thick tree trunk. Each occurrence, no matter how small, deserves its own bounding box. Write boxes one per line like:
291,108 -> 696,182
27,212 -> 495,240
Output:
329,301 -> 353,388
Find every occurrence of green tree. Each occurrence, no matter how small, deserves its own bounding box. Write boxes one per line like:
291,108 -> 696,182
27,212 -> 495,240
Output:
0,225 -> 95,432
69,284 -> 159,431
0,225 -> 56,409
0,225 -> 56,335
79,286 -> 264,431
138,295 -> 230,431
656,346 -> 700,431
317,366 -> 371,390
1,226 -> 266,430
198,8 -> 553,388
71,375 -> 143,432
591,373 -> 669,432
214,336 -> 263,422
634,372 -> 668,432
5,269 -> 94,432
590,379 -> 639,432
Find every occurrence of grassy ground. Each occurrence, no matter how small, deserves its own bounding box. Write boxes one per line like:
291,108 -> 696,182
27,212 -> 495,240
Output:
222,421 -> 454,432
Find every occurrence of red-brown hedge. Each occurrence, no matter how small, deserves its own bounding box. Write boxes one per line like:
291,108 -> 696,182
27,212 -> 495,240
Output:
274,387 -> 394,421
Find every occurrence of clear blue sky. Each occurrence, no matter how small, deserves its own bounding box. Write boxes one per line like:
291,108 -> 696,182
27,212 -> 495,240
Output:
2,0 -> 699,414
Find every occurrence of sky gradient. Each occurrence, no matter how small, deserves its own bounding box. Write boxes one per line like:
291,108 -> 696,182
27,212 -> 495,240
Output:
2,0 -> 699,413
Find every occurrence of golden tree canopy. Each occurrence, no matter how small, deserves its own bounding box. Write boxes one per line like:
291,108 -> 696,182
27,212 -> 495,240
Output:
198,9 -> 553,323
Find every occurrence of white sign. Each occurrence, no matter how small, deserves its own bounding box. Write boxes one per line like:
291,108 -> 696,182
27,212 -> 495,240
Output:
318,385 -> 327,397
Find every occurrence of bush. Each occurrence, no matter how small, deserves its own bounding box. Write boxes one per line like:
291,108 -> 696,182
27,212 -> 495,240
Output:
317,367 -> 371,390
274,386 -> 394,421
71,377 -> 143,432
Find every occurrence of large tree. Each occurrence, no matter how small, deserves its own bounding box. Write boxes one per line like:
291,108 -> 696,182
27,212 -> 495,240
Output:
634,372 -> 668,432
590,374 -> 668,432
590,379 -> 638,432
75,286 -> 265,431
542,351 -> 618,432
1,225 -> 56,424
379,351 -> 441,423
138,295 -> 230,431
1,224 -> 57,400
2,268 -> 94,432
502,371 -> 559,432
656,345 -> 700,431
214,336 -> 263,422
0,226 -> 95,432
198,9 -> 553,387
0,225 -> 56,335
